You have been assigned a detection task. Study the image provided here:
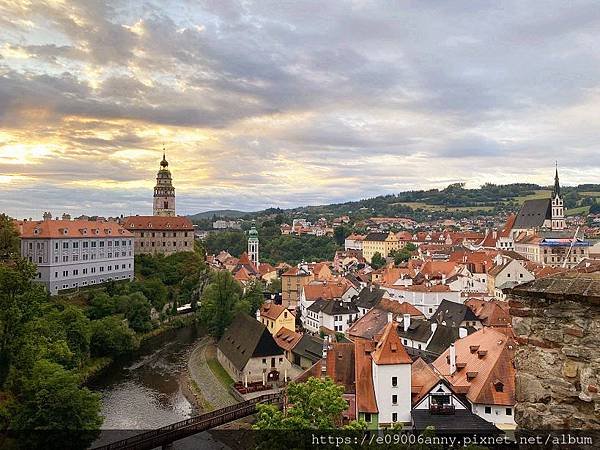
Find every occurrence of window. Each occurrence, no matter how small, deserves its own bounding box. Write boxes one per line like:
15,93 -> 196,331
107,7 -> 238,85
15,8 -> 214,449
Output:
506,408 -> 512,416
262,358 -> 266,364
392,395 -> 397,405
392,413 -> 397,423
55,272 -> 58,278
364,413 -> 372,423
100,241 -> 105,247
391,377 -> 398,387
73,242 -> 79,249
485,406 -> 491,414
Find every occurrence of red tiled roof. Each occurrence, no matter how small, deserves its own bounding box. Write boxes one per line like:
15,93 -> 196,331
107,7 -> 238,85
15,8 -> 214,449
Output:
371,322 -> 412,365
273,327 -> 302,352
123,215 -> 193,230
18,219 -> 132,239
432,328 -> 516,406
260,302 -> 291,321
411,358 -> 440,405
354,339 -> 378,413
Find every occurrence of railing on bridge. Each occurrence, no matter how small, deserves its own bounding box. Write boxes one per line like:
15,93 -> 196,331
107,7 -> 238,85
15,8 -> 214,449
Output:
92,393 -> 283,450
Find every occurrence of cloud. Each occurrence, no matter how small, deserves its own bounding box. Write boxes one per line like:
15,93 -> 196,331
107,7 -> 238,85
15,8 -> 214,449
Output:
0,0 -> 600,218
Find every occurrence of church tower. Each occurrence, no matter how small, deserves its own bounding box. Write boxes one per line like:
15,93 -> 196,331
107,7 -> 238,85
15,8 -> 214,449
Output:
551,163 -> 565,231
153,151 -> 176,217
248,224 -> 259,268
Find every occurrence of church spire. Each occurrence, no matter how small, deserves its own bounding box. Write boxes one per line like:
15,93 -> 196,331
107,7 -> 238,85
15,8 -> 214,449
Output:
160,146 -> 169,168
553,161 -> 560,199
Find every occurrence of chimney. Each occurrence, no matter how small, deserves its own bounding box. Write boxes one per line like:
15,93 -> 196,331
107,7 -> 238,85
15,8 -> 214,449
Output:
459,327 -> 468,339
387,312 -> 393,323
449,343 -> 457,375
255,308 -> 261,321
431,322 -> 438,334
442,274 -> 446,285
403,313 -> 411,332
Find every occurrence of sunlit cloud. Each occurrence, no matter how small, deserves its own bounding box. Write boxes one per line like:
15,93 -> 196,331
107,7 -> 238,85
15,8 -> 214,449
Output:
0,0 -> 599,219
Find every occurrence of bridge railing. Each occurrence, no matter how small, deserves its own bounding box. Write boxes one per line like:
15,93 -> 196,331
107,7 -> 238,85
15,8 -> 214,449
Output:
92,393 -> 282,450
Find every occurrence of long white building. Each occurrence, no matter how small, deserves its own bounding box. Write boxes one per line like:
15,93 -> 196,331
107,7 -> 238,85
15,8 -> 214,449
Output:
18,218 -> 134,295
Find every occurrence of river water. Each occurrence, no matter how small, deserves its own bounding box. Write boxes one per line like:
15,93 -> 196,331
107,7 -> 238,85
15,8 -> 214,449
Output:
89,325 -> 229,449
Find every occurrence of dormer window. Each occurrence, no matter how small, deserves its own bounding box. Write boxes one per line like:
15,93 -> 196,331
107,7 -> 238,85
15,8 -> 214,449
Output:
494,381 -> 504,392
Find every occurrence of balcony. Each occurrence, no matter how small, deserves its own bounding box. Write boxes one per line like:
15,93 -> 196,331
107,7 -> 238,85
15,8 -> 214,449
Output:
429,403 -> 455,415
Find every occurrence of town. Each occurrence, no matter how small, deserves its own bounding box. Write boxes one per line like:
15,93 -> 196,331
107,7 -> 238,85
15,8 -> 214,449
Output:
1,152 -> 599,449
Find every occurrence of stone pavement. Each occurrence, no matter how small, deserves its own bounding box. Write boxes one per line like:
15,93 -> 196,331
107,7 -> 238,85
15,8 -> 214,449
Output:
188,337 -> 237,411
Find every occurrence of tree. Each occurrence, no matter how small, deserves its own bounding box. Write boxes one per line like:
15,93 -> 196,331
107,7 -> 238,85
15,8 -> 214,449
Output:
0,213 -> 20,261
60,306 -> 92,369
90,316 -> 138,357
254,377 -> 348,430
118,292 -> 153,333
198,271 -> 243,338
333,224 -> 351,246
87,291 -> 118,320
137,278 -> 168,311
370,252 -> 386,269
242,279 -> 265,315
9,359 -> 102,450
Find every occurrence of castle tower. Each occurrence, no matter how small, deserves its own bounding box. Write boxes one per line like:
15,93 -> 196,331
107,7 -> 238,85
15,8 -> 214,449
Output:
153,151 -> 176,217
248,224 -> 259,268
551,163 -> 565,231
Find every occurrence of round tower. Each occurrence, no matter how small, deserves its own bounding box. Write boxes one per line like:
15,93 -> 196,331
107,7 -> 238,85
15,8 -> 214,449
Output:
153,151 -> 176,217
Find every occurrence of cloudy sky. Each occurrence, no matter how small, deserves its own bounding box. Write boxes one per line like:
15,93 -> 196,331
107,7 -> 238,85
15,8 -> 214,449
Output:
1,0 -> 600,219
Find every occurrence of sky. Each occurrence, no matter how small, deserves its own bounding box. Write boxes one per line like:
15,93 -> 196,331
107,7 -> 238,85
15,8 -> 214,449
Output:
1,0 -> 600,219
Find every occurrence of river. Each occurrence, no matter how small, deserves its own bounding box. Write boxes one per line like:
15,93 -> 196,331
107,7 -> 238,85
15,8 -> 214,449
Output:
89,325 -> 229,449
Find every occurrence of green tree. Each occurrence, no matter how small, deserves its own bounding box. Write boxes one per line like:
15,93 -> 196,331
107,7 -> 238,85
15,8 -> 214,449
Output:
242,279 -> 265,315
118,292 -> 153,333
333,224 -> 351,246
268,277 -> 282,294
198,270 -> 243,338
254,377 -> 348,430
90,316 -> 138,357
9,359 -> 102,450
0,213 -> 20,261
370,252 -> 386,269
87,291 -> 118,320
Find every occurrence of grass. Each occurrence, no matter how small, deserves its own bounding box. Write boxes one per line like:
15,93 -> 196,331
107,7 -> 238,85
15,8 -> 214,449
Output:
190,379 -> 213,411
512,190 -> 551,203
566,206 -> 591,216
79,356 -> 113,384
393,202 -> 494,212
580,191 -> 600,197
206,345 -> 234,388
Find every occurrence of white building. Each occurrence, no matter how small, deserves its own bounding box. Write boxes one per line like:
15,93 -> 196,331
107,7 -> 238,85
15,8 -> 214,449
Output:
18,219 -> 134,295
382,285 -> 462,318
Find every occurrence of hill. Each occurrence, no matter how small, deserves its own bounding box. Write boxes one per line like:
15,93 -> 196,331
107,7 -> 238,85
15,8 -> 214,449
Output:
187,209 -> 252,220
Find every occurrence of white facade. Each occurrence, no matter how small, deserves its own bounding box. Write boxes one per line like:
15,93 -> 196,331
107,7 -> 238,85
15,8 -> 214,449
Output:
344,237 -> 363,251
372,363 -> 412,424
20,222 -> 134,295
472,403 -> 515,426
382,288 -> 462,318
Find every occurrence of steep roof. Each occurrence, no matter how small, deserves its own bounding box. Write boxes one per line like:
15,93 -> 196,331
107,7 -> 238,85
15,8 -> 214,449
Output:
465,299 -> 512,328
432,328 -> 516,406
371,322 -> 412,365
292,334 -> 324,364
364,232 -> 395,242
122,215 -> 194,230
431,299 -> 479,327
260,302 -> 291,321
354,339 -> 378,413
348,308 -> 389,341
18,219 -> 133,239
217,314 -> 283,371
354,285 -> 386,309
410,357 -> 440,405
377,298 -> 424,317
513,198 -> 551,230
303,281 -> 351,301
326,343 -> 356,394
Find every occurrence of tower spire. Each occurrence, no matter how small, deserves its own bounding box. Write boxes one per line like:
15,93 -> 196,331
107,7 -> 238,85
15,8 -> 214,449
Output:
553,161 -> 560,198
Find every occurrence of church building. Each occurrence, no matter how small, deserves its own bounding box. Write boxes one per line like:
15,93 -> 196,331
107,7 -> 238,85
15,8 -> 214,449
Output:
153,152 -> 176,217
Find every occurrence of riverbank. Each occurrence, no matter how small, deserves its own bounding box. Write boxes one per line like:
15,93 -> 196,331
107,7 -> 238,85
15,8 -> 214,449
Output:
186,338 -> 237,412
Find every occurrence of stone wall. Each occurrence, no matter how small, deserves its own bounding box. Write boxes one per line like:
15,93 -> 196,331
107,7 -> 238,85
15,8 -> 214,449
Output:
509,271 -> 600,429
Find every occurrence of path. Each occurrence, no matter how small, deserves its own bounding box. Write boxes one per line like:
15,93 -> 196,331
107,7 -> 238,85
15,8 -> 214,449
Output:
188,337 -> 237,410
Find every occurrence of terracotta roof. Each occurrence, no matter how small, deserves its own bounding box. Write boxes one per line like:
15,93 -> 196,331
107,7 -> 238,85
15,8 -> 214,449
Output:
432,328 -> 516,406
419,260 -> 459,278
354,339 -> 378,413
377,298 -> 423,317
282,266 -> 311,277
371,322 -> 412,365
348,308 -> 389,340
411,357 -> 440,405
233,266 -> 252,281
500,214 -> 516,237
393,284 -> 451,293
273,327 -> 302,352
258,262 -> 276,275
303,281 -> 351,301
18,219 -> 133,239
465,299 -> 511,328
123,215 -> 193,230
260,302 -> 290,321
327,343 -> 356,394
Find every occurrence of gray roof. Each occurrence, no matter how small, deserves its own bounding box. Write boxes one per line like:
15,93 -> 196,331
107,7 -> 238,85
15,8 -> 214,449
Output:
292,334 -> 324,363
354,285 -> 385,309
426,324 -> 476,355
321,300 -> 359,316
412,409 -> 499,432
217,314 -> 283,371
364,232 -> 390,241
397,319 -> 434,342
513,198 -> 551,230
431,299 -> 479,327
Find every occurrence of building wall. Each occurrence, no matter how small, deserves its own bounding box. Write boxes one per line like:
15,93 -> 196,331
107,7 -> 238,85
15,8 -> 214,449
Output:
510,288 -> 600,429
129,229 -> 194,255
282,273 -> 313,309
472,403 -> 515,425
260,311 -> 295,335
371,363 -> 412,425
362,238 -> 400,263
21,236 -> 134,295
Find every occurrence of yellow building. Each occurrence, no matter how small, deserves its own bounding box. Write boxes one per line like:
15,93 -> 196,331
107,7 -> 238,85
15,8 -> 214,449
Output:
258,302 -> 296,335
281,266 -> 314,309
362,232 -> 400,263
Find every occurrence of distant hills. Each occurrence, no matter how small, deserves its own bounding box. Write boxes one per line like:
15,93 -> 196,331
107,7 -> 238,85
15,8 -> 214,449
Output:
187,209 -> 253,220
188,183 -> 600,222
